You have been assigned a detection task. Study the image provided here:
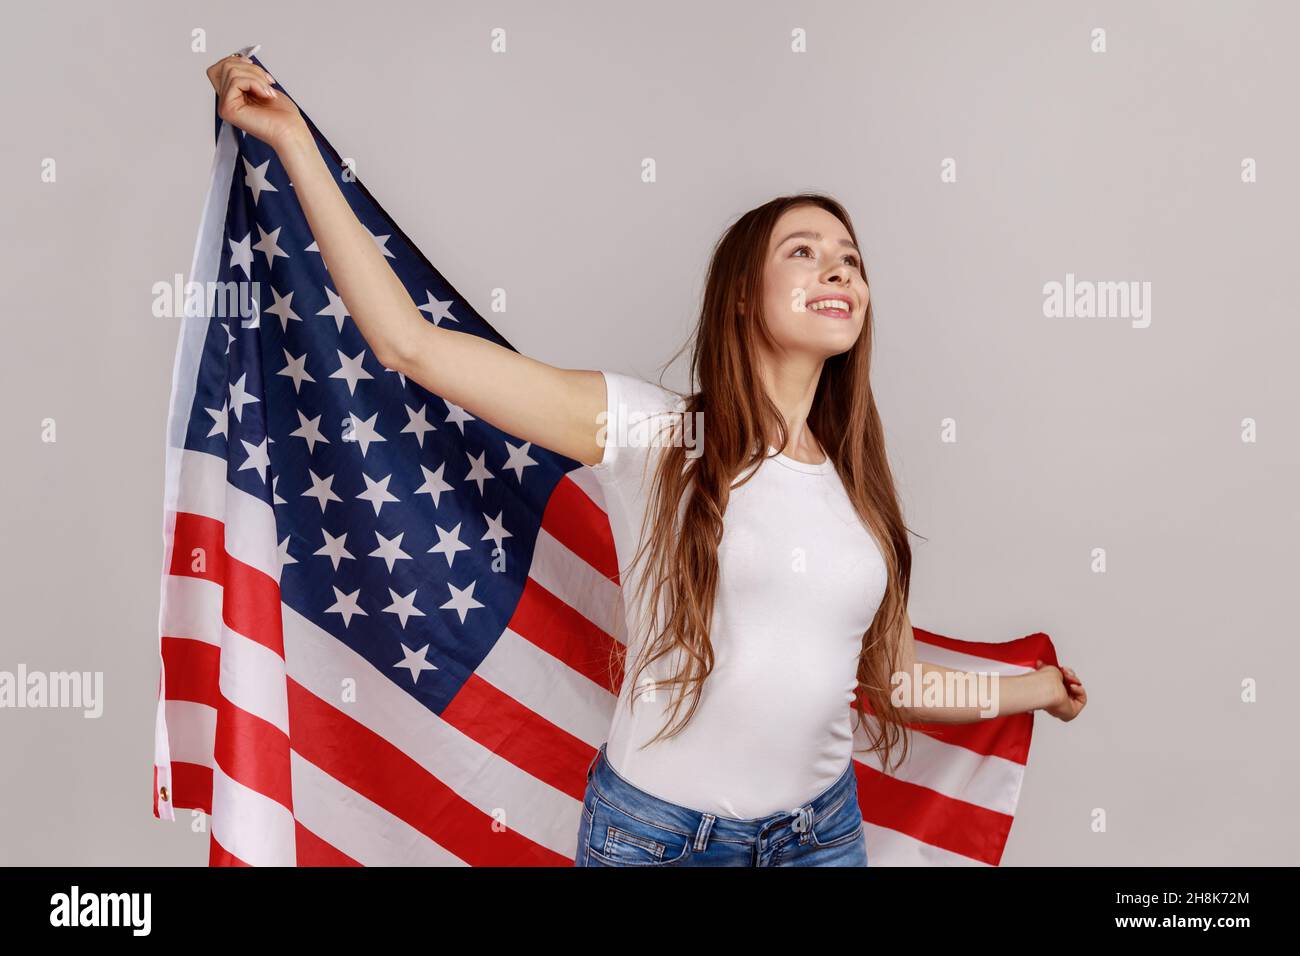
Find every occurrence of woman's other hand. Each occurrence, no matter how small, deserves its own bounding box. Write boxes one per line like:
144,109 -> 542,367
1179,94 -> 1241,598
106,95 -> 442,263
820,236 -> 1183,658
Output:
205,53 -> 308,152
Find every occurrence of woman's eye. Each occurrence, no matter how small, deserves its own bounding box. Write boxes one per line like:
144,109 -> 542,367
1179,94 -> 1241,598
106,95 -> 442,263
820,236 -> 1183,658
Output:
794,244 -> 860,268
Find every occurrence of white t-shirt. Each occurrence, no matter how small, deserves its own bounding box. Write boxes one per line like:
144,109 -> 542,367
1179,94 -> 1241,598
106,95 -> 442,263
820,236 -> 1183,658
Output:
590,370 -> 889,819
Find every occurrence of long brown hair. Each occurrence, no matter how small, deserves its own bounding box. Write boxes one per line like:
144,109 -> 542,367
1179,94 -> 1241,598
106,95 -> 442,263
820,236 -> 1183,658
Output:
614,193 -> 916,775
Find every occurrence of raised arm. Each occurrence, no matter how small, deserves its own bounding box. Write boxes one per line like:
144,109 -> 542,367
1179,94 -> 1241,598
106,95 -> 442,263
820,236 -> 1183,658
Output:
206,54 -> 608,467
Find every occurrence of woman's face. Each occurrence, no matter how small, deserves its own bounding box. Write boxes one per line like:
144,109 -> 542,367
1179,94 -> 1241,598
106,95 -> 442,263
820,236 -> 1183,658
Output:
756,204 -> 869,359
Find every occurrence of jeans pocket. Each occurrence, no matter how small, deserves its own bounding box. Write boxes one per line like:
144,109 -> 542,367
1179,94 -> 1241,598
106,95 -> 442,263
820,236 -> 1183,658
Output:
808,791 -> 865,850
587,796 -> 693,866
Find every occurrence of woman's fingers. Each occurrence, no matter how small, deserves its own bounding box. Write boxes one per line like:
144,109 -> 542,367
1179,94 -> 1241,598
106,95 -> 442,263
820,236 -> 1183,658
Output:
208,55 -> 276,96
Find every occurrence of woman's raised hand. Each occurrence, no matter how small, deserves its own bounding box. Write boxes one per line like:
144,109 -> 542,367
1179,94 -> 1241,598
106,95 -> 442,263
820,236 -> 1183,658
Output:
205,53 -> 308,152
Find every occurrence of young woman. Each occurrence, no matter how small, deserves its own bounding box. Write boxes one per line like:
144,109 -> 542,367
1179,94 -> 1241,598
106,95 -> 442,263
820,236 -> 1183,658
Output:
207,53 -> 1087,868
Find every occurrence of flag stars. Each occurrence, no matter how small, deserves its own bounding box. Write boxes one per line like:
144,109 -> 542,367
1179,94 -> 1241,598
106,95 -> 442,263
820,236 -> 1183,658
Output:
278,348 -> 316,393
289,409 -> 329,453
242,156 -> 279,205
204,400 -> 229,440
315,528 -> 355,570
441,580 -> 485,624
382,588 -> 425,629
370,530 -> 412,573
228,373 -> 260,422
481,511 -> 512,551
265,287 -> 302,332
444,400 -> 474,434
417,291 -> 458,326
345,411 -> 386,457
228,232 -> 254,278
275,535 -> 296,579
414,462 -> 453,508
393,643 -> 437,684
464,450 -> 495,495
324,585 -> 367,628
428,522 -> 471,567
302,469 -> 343,512
331,349 -> 374,395
502,440 -> 538,482
253,224 -> 289,269
317,286 -> 350,332
401,403 -> 436,447
356,471 -> 400,516
238,436 -> 271,481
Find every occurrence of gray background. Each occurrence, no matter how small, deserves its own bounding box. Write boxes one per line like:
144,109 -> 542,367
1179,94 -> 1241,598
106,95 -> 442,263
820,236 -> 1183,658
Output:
1,0 -> 1295,865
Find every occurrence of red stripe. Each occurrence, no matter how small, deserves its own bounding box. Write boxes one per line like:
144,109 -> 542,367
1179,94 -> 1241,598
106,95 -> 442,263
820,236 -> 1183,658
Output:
287,678 -> 574,866
854,761 -> 1013,866
160,635 -> 220,708
167,761 -> 214,816
441,672 -> 597,800
169,511 -> 284,658
916,628 -> 1058,669
508,578 -> 624,693
295,821 -> 361,866
212,693 -> 293,812
209,833 -> 251,867
540,474 -> 620,583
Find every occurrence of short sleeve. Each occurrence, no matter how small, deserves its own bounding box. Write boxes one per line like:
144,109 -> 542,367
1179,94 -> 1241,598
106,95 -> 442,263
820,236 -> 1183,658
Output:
590,370 -> 687,493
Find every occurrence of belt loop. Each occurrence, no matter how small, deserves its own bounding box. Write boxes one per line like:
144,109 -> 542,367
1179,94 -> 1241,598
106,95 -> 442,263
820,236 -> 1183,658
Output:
694,813 -> 716,851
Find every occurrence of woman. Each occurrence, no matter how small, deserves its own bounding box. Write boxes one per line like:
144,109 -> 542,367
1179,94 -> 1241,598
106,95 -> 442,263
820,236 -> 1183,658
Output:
206,53 -> 1087,868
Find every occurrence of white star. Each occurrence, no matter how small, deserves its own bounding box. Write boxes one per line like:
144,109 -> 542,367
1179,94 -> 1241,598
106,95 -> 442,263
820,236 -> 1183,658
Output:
242,156 -> 279,204
502,440 -> 539,482
253,224 -> 289,269
237,436 -> 271,481
464,450 -> 494,495
204,400 -> 229,440
356,471 -> 399,516
302,469 -> 343,512
481,511 -> 513,551
414,462 -> 453,508
382,587 -> 425,629
324,585 -> 367,628
228,373 -> 260,422
345,410 -> 386,457
271,474 -> 286,505
330,349 -> 374,395
289,409 -> 329,452
428,522 -> 471,567
220,322 -> 235,355
275,534 -> 296,579
370,530 -> 412,573
401,403 -> 437,447
444,399 -> 475,434
314,528 -> 355,570
441,580 -> 485,624
417,290 -> 458,326
277,348 -> 315,394
264,287 -> 302,332
317,286 -> 350,332
393,643 -> 438,684
228,232 -> 254,278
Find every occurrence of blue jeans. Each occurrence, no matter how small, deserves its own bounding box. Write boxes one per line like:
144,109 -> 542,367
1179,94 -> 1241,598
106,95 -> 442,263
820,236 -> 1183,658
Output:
574,742 -> 868,867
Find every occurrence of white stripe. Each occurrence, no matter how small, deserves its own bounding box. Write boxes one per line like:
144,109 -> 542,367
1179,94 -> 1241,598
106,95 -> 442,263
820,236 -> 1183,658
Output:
476,626 -> 617,744
173,448 -> 280,580
210,761 -> 297,866
280,599 -> 586,859
160,575 -> 223,647
862,821 -> 989,867
155,119 -> 241,819
289,752 -> 468,866
163,698 -> 216,767
219,623 -> 290,735
852,724 -> 1025,816
527,528 -> 625,642
561,468 -> 606,512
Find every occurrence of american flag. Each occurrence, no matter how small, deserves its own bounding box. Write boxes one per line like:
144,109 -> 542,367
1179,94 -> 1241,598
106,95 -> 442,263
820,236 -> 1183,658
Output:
153,48 -> 1058,866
